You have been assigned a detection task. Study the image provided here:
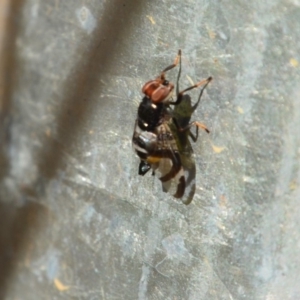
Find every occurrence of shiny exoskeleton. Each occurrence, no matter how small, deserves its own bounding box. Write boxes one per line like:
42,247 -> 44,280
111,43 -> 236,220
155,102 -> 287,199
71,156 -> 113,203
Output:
132,98 -> 185,197
132,50 -> 212,204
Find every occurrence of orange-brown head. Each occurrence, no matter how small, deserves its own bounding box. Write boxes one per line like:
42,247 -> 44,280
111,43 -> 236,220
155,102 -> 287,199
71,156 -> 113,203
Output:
142,77 -> 174,103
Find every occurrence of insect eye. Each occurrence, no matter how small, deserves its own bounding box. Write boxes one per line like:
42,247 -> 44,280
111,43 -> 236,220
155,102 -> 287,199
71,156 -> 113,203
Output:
163,80 -> 169,86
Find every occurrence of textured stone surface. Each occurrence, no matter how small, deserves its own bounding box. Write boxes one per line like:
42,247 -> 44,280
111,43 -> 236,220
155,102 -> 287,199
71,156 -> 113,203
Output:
0,0 -> 300,299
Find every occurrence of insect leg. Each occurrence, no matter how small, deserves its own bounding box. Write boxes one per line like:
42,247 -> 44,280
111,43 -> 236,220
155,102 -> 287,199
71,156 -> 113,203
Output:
160,50 -> 181,79
169,76 -> 212,106
173,118 -> 209,142
176,49 -> 182,96
138,160 -> 151,176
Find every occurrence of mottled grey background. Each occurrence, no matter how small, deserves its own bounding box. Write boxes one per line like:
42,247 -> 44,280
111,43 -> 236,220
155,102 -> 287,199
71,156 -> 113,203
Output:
0,0 -> 300,299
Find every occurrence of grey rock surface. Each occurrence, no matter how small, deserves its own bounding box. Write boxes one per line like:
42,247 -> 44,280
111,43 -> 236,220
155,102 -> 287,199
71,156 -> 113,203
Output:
0,0 -> 300,299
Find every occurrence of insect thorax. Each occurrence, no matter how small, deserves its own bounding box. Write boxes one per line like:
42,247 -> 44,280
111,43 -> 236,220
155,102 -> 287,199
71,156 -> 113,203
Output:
137,96 -> 166,131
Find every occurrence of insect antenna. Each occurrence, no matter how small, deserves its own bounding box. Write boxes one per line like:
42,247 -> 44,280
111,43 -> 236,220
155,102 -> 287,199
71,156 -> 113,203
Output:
159,50 -> 181,80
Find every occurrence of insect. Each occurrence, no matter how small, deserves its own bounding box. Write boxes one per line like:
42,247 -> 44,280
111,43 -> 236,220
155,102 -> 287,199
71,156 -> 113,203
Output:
132,50 -> 212,204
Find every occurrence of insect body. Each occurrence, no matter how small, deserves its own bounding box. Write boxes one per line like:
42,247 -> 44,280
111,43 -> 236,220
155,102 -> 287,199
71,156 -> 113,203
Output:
132,50 -> 212,204
132,99 -> 185,198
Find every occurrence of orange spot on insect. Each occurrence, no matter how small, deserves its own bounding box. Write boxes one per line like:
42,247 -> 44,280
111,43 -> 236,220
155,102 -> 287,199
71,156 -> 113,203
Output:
54,278 -> 70,291
147,156 -> 161,163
